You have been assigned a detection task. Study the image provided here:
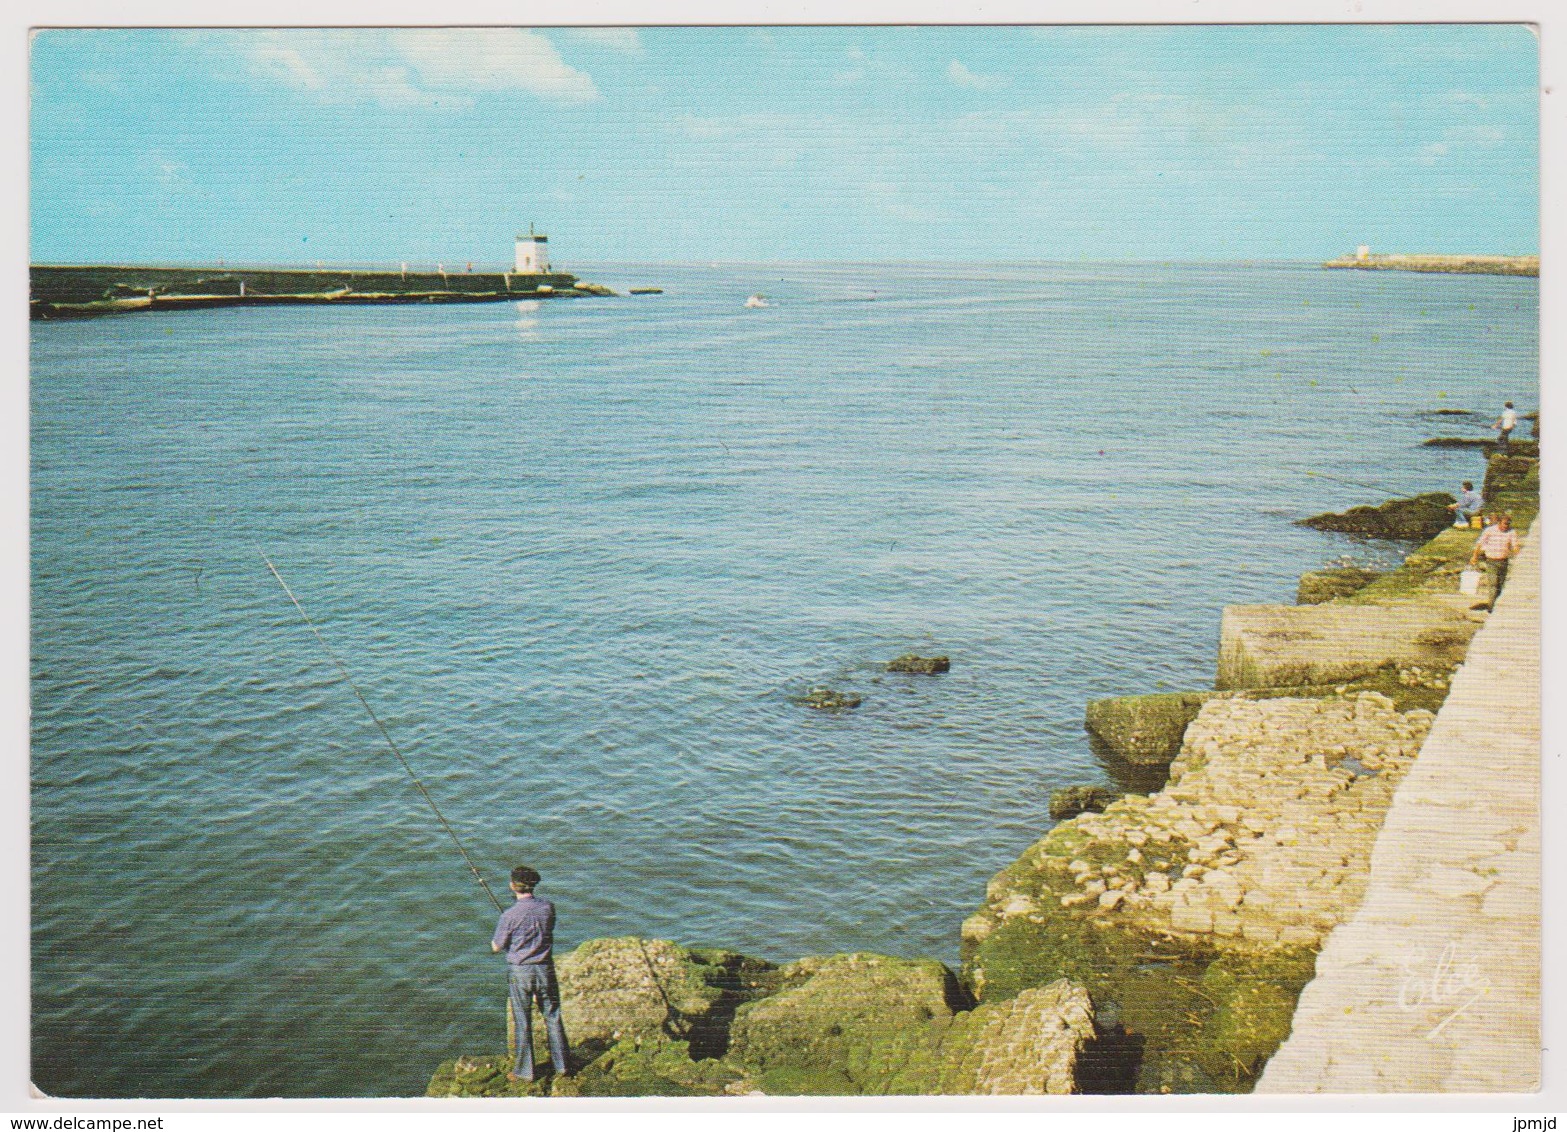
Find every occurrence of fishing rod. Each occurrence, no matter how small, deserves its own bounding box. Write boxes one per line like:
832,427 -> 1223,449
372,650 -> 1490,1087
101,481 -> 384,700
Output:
258,549 -> 505,915
1292,467 -> 1412,496
262,550 -> 688,1070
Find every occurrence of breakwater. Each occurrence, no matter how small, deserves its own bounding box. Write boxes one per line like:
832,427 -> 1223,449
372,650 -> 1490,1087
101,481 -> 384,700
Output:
429,443 -> 1539,1097
1323,254 -> 1538,277
29,263 -> 611,319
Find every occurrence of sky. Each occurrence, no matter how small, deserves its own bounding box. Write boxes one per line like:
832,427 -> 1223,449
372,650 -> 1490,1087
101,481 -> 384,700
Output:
28,24 -> 1540,265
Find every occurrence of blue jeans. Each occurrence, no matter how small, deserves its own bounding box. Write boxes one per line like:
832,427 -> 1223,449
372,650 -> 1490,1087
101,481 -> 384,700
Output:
509,962 -> 569,1078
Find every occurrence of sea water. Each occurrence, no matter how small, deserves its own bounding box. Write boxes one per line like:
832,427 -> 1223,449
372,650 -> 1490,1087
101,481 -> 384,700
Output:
30,261 -> 1537,1097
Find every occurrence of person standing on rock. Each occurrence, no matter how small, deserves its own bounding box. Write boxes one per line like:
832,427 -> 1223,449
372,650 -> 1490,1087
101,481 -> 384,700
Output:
1469,512 -> 1520,611
491,865 -> 570,1083
1447,481 -> 1484,526
1491,401 -> 1519,452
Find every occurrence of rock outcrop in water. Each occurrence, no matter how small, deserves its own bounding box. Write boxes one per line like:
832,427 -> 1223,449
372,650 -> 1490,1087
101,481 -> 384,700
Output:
886,654 -> 951,674
800,688 -> 862,711
1422,437 -> 1539,459
1296,566 -> 1382,604
1297,493 -> 1454,542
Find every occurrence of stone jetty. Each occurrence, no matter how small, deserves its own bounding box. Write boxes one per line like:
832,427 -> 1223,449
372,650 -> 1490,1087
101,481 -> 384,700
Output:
29,263 -> 613,319
1323,253 -> 1538,277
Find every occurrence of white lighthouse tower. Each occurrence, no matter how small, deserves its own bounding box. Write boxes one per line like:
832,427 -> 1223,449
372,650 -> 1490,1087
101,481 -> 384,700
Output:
515,226 -> 550,274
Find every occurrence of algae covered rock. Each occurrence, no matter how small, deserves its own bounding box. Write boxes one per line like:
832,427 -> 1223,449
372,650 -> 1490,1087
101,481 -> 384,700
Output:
726,952 -> 970,1091
799,688 -> 862,711
1296,566 -> 1382,604
551,936 -> 776,1058
1297,492 -> 1454,542
1049,784 -> 1125,820
871,979 -> 1095,1095
1085,692 -> 1209,766
887,654 -> 951,674
567,1034 -> 752,1097
1483,453 -> 1537,500
426,1054 -> 556,1098
1194,949 -> 1316,1086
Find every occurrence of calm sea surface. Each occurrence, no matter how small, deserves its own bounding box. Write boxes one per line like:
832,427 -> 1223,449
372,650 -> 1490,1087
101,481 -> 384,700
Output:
30,261 -> 1537,1097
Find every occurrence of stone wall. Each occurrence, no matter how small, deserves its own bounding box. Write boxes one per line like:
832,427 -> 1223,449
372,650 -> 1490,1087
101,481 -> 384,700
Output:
1257,525 -> 1541,1093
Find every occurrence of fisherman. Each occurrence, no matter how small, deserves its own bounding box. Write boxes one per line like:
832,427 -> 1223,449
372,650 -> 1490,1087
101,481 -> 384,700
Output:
1491,401 -> 1519,452
1468,512 -> 1520,612
492,865 -> 571,1082
1447,481 -> 1484,526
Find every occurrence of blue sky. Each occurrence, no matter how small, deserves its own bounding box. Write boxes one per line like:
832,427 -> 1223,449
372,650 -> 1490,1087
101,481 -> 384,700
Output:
29,25 -> 1539,265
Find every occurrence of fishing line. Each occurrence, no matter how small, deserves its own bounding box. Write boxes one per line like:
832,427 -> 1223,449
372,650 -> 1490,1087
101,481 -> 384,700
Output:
1291,467 -> 1410,496
258,548 -> 504,915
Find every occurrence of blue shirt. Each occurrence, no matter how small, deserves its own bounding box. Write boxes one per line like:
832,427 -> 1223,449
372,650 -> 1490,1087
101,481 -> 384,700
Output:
1457,489 -> 1483,514
492,895 -> 556,965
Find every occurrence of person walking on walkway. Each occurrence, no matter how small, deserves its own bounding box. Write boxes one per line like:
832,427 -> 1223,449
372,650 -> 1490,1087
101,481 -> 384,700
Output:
492,865 -> 570,1083
1447,481 -> 1484,526
1469,512 -> 1520,611
1491,401 -> 1519,452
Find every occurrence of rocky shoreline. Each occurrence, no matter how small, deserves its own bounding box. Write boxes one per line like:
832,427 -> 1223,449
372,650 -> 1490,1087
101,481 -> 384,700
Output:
428,442 -> 1538,1098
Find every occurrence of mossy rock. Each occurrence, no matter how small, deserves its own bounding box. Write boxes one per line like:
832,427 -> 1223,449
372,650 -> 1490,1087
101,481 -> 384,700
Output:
962,916 -> 1321,1095
799,688 -> 862,711
1483,454 -> 1538,505
726,952 -> 970,1088
855,979 -> 1095,1095
1298,492 -> 1455,542
425,1054 -> 556,1098
961,916 -> 1238,1094
568,1034 -> 749,1097
1296,566 -> 1382,604
547,936 -> 777,1062
1049,784 -> 1125,820
887,654 -> 951,674
754,1065 -> 857,1095
1194,949 -> 1316,1087
963,915 -> 1160,1006
1085,693 -> 1209,766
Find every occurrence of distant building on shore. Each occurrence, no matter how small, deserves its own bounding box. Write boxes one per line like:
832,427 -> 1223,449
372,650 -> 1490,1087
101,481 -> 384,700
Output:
1355,245 -> 1371,262
516,228 -> 551,274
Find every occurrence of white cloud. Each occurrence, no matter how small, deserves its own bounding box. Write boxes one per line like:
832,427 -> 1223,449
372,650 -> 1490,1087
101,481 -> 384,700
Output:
946,60 -> 1008,91
186,29 -> 596,108
1418,142 -> 1450,165
389,30 -> 598,102
565,28 -> 643,55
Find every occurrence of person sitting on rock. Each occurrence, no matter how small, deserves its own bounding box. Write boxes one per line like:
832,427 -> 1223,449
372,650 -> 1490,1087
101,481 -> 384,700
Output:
1447,481 -> 1484,526
1469,512 -> 1520,611
492,865 -> 571,1083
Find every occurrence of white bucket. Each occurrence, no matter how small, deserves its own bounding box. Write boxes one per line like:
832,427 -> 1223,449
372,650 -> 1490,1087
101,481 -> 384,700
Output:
1459,569 -> 1482,596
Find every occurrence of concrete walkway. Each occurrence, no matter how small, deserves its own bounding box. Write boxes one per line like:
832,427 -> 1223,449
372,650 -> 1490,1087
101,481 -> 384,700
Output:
1257,525 -> 1541,1093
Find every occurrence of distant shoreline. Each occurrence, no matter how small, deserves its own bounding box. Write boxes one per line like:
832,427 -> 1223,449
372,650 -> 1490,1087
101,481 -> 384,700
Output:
1323,254 -> 1538,277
